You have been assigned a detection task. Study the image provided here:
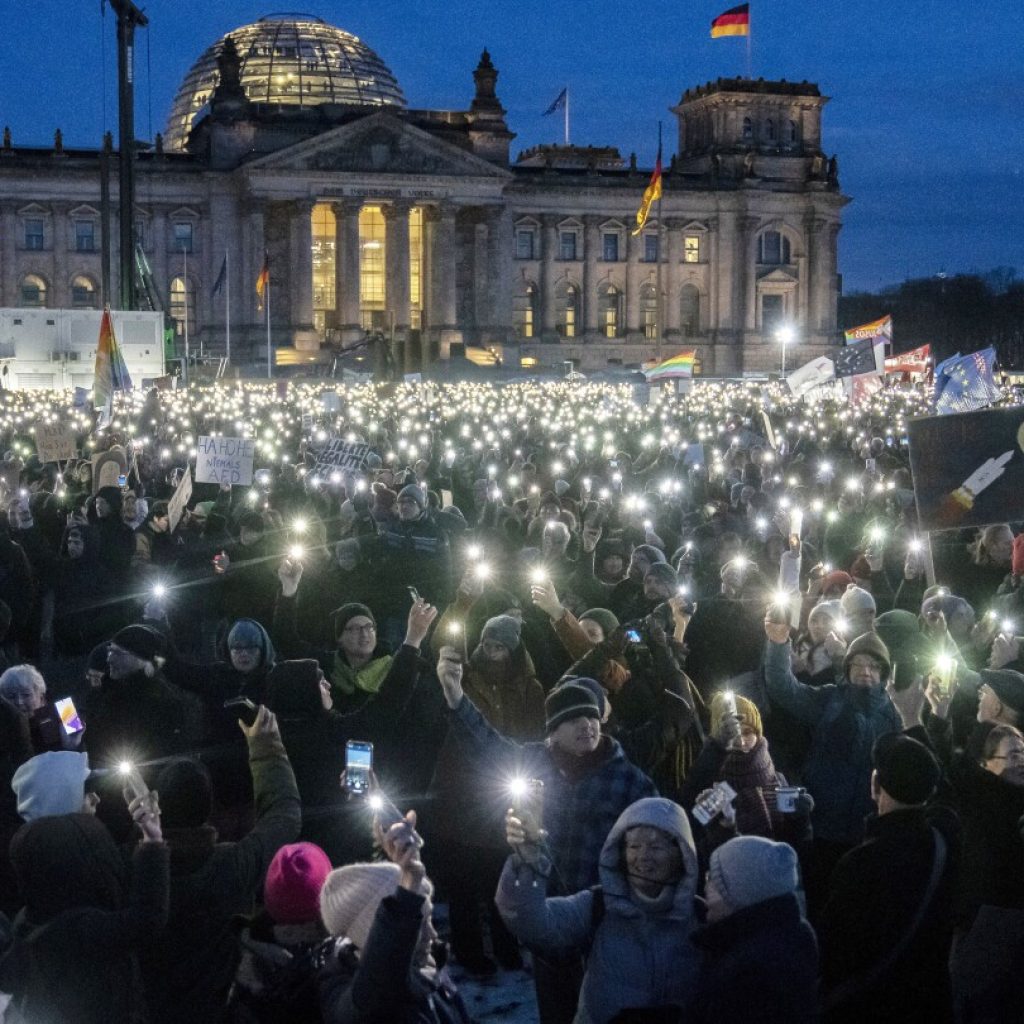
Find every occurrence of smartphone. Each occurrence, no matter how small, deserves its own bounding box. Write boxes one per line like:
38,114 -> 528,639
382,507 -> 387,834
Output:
407,585 -> 421,603
692,781 -> 737,826
223,697 -> 259,727
510,778 -> 545,835
120,764 -> 149,801
118,474 -> 128,488
55,697 -> 84,736
625,628 -> 643,644
865,458 -> 876,473
370,791 -> 405,830
345,740 -> 373,794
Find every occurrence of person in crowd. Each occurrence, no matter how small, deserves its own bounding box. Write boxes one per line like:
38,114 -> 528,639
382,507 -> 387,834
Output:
138,703 -> 302,1024
0,785 -> 168,1024
693,835 -> 818,1024
131,499 -> 173,577
10,749 -> 97,821
818,733 -> 958,1024
497,796 -> 701,1023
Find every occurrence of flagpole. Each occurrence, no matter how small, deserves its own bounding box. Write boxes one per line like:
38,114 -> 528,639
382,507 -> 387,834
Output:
655,121 -> 664,366
745,9 -> 752,78
266,280 -> 272,380
182,242 -> 189,385
564,86 -> 570,146
225,251 -> 231,367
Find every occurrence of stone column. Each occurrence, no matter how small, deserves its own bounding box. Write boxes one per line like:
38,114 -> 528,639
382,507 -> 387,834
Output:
289,199 -> 317,350
242,203 -> 265,346
664,217 -> 684,338
540,214 -> 559,338
582,215 -> 600,335
484,205 -> 513,342
383,200 -> 412,339
198,207 -> 214,333
50,204 -> 68,307
624,229 -> 642,339
332,200 -> 362,347
741,216 -> 759,336
0,205 -> 16,306
427,204 -> 461,357
706,218 -> 719,333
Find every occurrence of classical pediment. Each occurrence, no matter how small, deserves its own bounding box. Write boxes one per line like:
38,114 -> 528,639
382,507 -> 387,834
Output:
757,267 -> 798,283
246,112 -> 511,180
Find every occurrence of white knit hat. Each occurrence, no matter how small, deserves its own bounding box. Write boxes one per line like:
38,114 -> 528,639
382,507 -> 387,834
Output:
708,836 -> 799,914
320,863 -> 402,948
11,751 -> 91,822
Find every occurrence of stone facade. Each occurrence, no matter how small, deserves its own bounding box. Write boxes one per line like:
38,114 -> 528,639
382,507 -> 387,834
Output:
0,27 -> 847,375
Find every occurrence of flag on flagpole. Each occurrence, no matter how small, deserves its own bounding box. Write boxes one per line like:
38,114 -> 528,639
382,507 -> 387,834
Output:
255,250 -> 269,310
834,337 -> 881,379
786,355 -> 835,397
93,306 -> 133,429
711,3 -> 750,37
632,147 -> 663,236
645,349 -> 696,381
884,343 -> 931,375
211,255 -> 227,297
543,88 -> 567,116
844,313 -> 892,345
934,347 -> 1001,415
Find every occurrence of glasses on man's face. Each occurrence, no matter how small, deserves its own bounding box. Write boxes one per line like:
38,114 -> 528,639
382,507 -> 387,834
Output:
849,659 -> 882,673
344,623 -> 376,636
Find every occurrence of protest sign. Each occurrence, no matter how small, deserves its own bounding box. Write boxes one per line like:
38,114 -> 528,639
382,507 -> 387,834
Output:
92,447 -> 127,493
195,436 -> 256,486
313,439 -> 371,474
321,392 -> 342,413
167,468 -> 192,533
908,406 -> 1024,531
34,422 -> 77,463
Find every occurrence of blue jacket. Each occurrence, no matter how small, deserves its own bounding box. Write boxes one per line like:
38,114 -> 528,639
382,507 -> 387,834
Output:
763,640 -> 901,845
449,695 -> 656,894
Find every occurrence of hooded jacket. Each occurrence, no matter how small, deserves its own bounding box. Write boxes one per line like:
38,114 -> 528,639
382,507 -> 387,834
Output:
496,797 -> 701,1024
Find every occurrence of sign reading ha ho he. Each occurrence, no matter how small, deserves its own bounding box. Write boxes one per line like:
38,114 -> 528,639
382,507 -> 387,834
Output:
195,436 -> 256,486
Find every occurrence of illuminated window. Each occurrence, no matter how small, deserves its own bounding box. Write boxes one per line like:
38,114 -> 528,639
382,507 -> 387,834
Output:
684,235 -> 701,263
359,205 -> 386,322
169,275 -> 196,338
311,202 -> 336,337
641,282 -> 658,340
514,283 -> 537,338
680,285 -> 700,338
20,274 -> 47,307
555,281 -> 579,338
598,283 -> 622,338
71,275 -> 98,308
758,230 -> 791,266
409,207 -> 423,329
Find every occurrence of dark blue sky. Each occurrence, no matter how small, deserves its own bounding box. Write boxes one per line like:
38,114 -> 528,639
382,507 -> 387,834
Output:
6,1 -> 1023,293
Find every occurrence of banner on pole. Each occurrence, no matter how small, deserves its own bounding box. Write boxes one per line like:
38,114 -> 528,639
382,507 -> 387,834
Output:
167,468 -> 193,534
195,436 -> 256,486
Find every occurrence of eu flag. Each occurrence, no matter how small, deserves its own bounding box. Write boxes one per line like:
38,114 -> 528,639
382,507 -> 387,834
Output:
834,337 -> 877,378
935,347 -> 1001,415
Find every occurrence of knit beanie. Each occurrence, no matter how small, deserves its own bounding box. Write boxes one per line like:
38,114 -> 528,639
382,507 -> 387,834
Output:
709,692 -> 763,738
111,624 -> 166,663
320,862 -> 402,947
840,584 -> 876,618
227,618 -> 265,650
644,562 -> 678,588
580,608 -> 619,638
872,733 -> 940,805
333,603 -> 376,643
545,681 -> 601,734
480,614 -> 522,653
96,485 -> 123,513
372,484 -> 397,511
980,669 -> 1024,717
155,758 -> 212,828
632,544 -> 667,566
843,632 -> 891,682
11,752 -> 91,822
562,676 -> 608,718
821,570 -> 854,595
708,836 -> 799,914
397,484 -> 426,510
264,842 -> 333,925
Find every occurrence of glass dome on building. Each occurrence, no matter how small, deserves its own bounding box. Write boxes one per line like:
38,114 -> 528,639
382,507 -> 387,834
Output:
164,14 -> 407,151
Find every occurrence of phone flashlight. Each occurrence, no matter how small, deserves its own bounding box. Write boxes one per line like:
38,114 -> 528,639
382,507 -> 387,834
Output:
474,562 -> 491,580
466,544 -> 482,561
530,567 -> 547,585
292,517 -> 308,534
152,583 -> 167,599
1002,620 -> 1015,635
448,621 -> 462,637
908,539 -> 923,553
288,544 -> 305,560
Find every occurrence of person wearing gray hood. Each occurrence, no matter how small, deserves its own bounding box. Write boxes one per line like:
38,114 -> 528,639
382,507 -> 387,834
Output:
496,796 -> 701,1024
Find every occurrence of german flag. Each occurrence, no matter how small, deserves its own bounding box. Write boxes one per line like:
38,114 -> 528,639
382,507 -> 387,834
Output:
632,150 -> 662,236
255,250 -> 269,309
711,3 -> 750,37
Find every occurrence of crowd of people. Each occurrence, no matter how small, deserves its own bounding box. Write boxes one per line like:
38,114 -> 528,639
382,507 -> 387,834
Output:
0,376 -> 1020,1023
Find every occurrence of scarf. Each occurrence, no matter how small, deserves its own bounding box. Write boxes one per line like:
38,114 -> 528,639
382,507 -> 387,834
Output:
548,734 -> 614,783
330,652 -> 393,697
718,737 -> 778,838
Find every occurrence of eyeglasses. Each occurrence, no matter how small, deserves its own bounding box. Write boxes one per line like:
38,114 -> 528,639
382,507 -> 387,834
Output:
343,623 -> 376,635
849,659 -> 882,672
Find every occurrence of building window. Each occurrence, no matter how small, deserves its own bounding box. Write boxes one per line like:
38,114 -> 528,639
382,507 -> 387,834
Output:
173,221 -> 194,253
742,117 -> 753,140
24,219 -> 45,250
359,205 -> 386,325
75,221 -> 96,253
515,228 -> 536,260
641,282 -> 659,340
765,119 -> 776,142
555,281 -> 579,338
311,202 -> 336,338
787,120 -> 799,145
761,293 -> 786,334
758,230 -> 791,266
680,284 -> 700,338
684,235 -> 701,263
559,231 -> 578,262
602,232 -> 620,262
71,276 -> 98,308
20,274 -> 47,307
514,283 -> 538,338
598,283 -> 623,338
169,276 -> 196,338
643,233 -> 659,263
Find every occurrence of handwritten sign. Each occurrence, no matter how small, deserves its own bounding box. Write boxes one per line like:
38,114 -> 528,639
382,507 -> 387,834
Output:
313,439 -> 371,474
167,468 -> 193,533
195,436 -> 255,486
35,422 -> 77,463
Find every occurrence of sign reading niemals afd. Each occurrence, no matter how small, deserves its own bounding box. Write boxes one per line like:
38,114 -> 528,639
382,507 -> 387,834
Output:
195,436 -> 256,486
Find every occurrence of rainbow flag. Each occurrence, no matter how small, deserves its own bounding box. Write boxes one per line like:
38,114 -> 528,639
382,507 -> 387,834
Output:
646,349 -> 696,381
843,314 -> 892,345
93,306 -> 132,428
711,3 -> 750,37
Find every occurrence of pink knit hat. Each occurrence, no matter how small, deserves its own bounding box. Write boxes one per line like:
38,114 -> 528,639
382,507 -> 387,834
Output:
263,842 -> 333,925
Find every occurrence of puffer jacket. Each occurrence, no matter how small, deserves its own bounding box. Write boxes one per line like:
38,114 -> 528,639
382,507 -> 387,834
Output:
496,797 -> 702,1024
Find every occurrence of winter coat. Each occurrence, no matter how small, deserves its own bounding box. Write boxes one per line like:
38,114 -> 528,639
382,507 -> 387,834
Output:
0,816 -> 170,1024
139,727 -> 302,1024
316,887 -> 473,1024
449,694 -> 657,894
819,806 -> 960,1024
496,797 -> 702,1024
690,892 -> 819,1024
764,639 -> 901,844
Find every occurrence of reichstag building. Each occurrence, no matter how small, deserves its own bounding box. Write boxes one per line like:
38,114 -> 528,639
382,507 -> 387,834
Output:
0,14 -> 847,374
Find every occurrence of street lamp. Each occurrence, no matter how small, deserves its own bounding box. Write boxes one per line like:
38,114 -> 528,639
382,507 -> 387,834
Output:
776,325 -> 796,376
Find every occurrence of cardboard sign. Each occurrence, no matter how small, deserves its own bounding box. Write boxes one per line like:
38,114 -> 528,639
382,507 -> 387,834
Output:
34,422 -> 77,463
908,406 -> 1024,531
313,439 -> 371,474
92,448 -> 127,494
195,436 -> 256,486
167,468 -> 193,534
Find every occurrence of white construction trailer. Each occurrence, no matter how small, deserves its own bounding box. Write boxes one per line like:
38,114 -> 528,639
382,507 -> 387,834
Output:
0,308 -> 165,391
